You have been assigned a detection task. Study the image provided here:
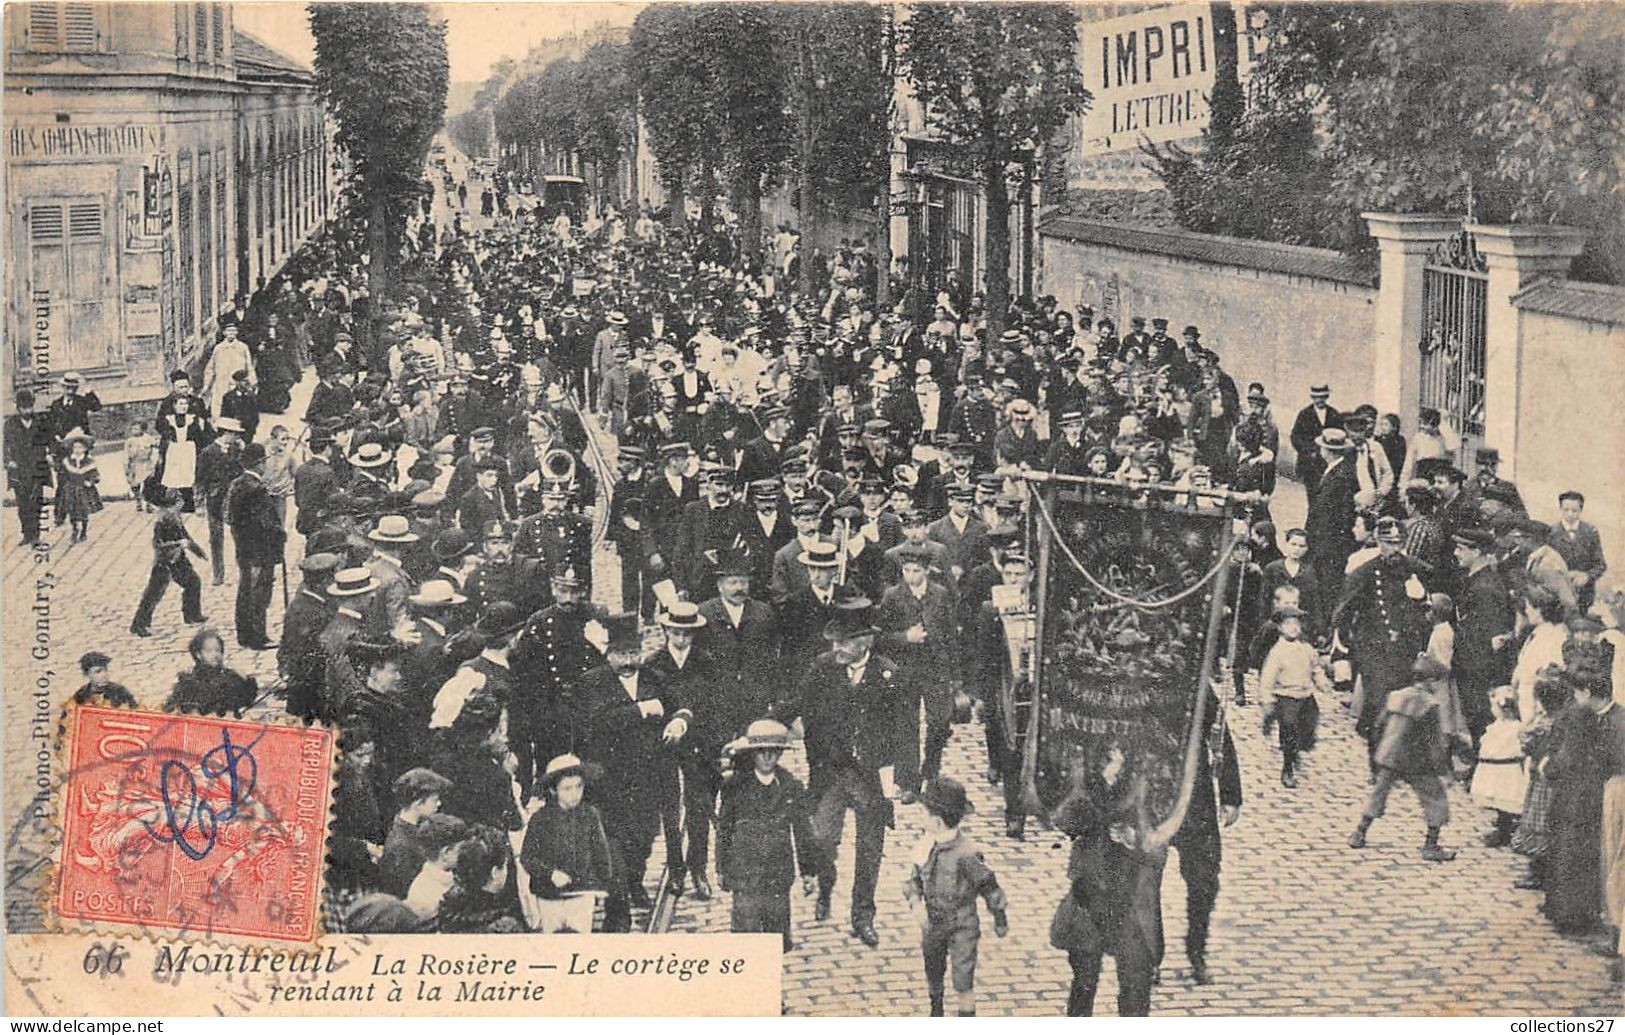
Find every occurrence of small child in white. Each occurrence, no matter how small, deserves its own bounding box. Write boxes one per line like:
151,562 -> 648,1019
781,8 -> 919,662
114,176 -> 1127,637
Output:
1472,686 -> 1528,848
1258,603 -> 1325,788
905,777 -> 1008,1017
124,421 -> 158,511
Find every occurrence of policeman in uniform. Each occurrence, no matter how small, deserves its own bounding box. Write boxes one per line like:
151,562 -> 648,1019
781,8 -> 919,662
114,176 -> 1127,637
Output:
464,520 -> 546,616
511,566 -> 601,794
1333,515 -> 1431,769
515,477 -> 593,593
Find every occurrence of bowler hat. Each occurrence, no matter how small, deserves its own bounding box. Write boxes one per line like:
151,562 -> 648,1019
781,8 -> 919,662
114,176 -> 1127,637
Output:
299,552 -> 343,576
392,767 -> 453,805
474,602 -> 526,639
432,528 -> 475,562
1451,526 -> 1495,550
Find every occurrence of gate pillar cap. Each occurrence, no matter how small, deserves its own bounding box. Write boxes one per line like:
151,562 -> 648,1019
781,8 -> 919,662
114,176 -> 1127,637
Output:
1362,212 -> 1464,243
1466,223 -> 1589,263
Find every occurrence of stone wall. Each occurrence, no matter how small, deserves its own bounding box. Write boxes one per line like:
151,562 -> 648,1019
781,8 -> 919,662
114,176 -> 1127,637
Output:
1511,284 -> 1625,573
1038,216 -> 1378,473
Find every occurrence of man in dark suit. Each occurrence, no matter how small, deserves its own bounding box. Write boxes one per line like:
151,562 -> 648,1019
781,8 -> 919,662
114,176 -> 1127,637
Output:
1450,527 -> 1515,746
225,443 -> 286,650
444,427 -> 517,517
196,417 -> 246,586
1306,428 -> 1360,607
644,602 -> 723,900
738,479 -> 792,589
279,552 -> 340,720
304,358 -> 355,428
675,469 -> 746,597
1172,688 -> 1243,986
1289,384 -> 1342,500
738,406 -> 794,485
1549,490 -> 1607,613
434,375 -> 488,457
875,543 -> 960,797
514,481 -> 592,592
4,388 -> 54,544
293,434 -> 340,537
928,485 -> 990,581
457,458 -> 513,531
574,613 -> 690,912
776,599 -> 911,947
776,540 -> 844,676
696,553 -> 782,748
644,442 -> 697,592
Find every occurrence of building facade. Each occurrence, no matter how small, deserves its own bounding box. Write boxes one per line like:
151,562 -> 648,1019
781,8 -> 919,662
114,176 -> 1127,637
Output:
4,2 -> 330,409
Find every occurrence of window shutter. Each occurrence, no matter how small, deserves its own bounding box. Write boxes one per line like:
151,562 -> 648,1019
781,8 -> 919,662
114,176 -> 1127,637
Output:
63,3 -> 96,50
28,4 -> 62,49
68,202 -> 102,240
211,4 -> 224,57
30,204 -> 64,244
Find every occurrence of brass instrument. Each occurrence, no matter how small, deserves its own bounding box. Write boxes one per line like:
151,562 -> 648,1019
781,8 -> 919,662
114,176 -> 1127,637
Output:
541,447 -> 577,489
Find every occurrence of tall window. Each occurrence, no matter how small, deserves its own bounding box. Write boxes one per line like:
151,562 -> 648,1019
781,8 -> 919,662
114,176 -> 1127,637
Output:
198,172 -> 213,325
178,182 -> 195,342
27,198 -> 114,370
211,4 -> 224,61
216,150 -> 228,309
194,3 -> 207,61
26,3 -> 99,52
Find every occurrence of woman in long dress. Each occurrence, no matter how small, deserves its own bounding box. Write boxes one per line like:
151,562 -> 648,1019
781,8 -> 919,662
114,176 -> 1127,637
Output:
156,396 -> 205,513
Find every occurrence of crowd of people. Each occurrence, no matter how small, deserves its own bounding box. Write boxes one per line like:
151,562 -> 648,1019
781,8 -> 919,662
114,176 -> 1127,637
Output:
13,141 -> 1624,1014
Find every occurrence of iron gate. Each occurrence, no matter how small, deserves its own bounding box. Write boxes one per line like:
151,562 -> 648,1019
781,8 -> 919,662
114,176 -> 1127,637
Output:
1419,227 -> 1488,460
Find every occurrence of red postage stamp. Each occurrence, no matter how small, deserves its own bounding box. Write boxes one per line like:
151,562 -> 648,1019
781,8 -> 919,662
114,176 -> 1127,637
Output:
56,705 -> 336,943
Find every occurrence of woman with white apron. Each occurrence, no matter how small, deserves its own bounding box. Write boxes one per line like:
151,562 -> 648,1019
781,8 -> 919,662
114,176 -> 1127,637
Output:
157,399 -> 203,513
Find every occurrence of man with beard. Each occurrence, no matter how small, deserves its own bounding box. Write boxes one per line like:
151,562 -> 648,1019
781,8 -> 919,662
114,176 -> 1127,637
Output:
776,597 -> 910,948
574,613 -> 690,911
696,551 -> 783,746
1334,516 -> 1432,772
509,567 -> 601,796
515,479 -> 592,593
675,467 -> 746,597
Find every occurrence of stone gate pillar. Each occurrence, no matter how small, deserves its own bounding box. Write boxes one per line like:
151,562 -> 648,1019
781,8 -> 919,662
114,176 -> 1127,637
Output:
1467,223 -> 1587,480
1362,212 -> 1462,434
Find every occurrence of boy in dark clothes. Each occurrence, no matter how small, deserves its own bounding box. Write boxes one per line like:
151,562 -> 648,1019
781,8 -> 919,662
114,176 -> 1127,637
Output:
905,777 -> 1009,1016
715,719 -> 821,951
71,651 -> 136,708
378,768 -> 454,897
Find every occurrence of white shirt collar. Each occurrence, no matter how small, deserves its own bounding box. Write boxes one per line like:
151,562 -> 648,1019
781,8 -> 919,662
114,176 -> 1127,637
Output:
723,599 -> 746,627
618,671 -> 639,698
667,643 -> 690,667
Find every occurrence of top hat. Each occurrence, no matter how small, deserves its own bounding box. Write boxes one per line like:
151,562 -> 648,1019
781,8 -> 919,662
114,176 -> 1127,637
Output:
1182,325 -> 1200,338
602,612 -> 642,651
1475,447 -> 1501,466
714,549 -> 753,578
822,596 -> 878,641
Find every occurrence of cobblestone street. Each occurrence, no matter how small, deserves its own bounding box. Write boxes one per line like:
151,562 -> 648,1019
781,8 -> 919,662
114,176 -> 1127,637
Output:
4,443 -> 1622,1013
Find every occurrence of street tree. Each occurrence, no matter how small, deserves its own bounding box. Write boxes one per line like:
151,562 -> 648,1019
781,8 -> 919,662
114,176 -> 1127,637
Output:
899,3 -> 1090,340
630,4 -> 717,228
310,3 -> 448,334
1151,3 -> 1625,281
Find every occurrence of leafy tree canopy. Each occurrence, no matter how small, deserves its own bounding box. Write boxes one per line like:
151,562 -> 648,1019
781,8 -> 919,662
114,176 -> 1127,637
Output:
1151,3 -> 1624,281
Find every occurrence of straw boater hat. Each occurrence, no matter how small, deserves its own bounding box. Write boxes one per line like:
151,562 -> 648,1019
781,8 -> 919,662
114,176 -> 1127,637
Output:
539,753 -> 599,791
368,514 -> 421,544
327,568 -> 379,597
409,580 -> 467,608
725,718 -> 792,757
349,441 -> 393,468
658,600 -> 707,630
1315,427 -> 1354,453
